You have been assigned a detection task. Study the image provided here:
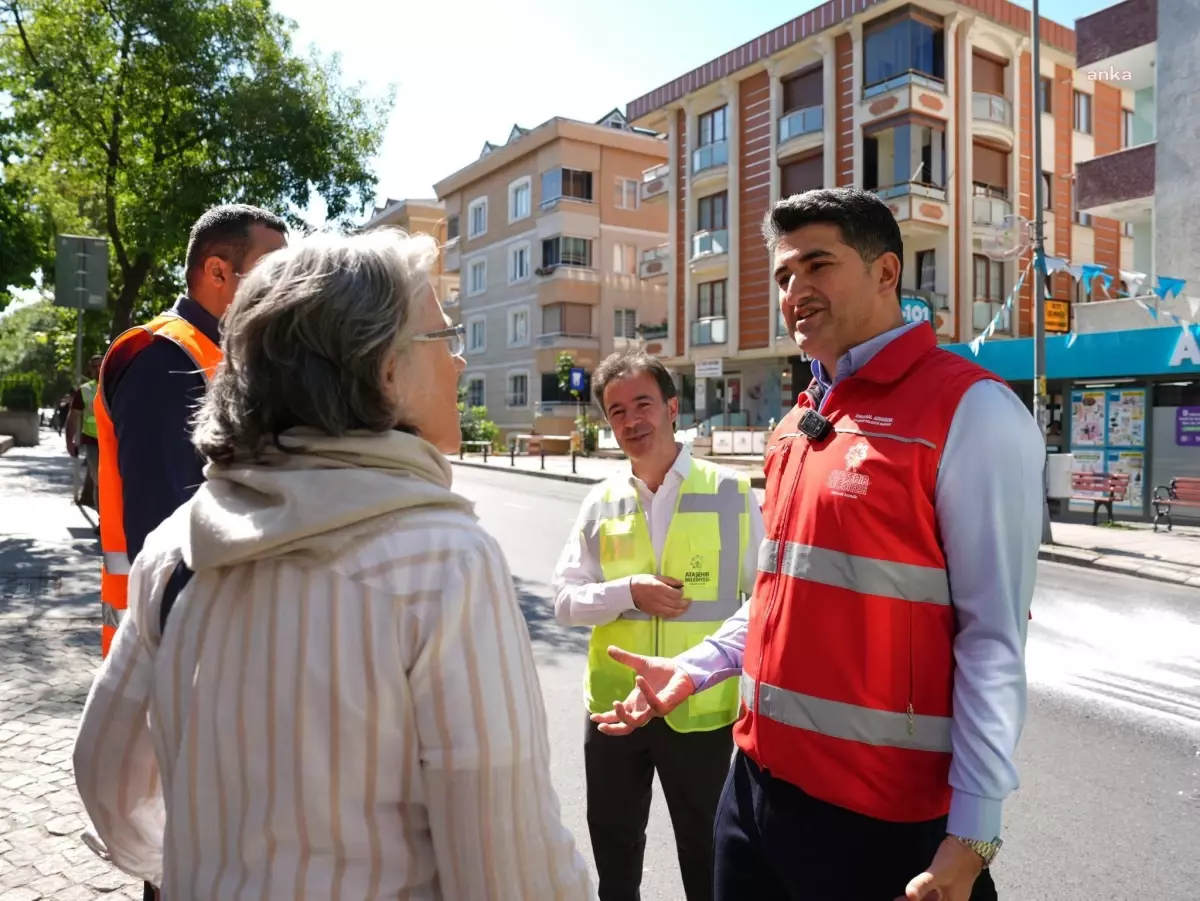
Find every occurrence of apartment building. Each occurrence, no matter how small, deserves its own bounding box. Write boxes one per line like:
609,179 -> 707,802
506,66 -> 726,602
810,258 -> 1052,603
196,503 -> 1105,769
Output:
361,197 -> 461,318
625,0 -> 1132,429
433,111 -> 669,438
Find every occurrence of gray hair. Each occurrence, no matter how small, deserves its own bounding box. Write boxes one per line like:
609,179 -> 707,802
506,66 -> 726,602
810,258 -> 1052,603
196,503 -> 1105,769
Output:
192,228 -> 439,463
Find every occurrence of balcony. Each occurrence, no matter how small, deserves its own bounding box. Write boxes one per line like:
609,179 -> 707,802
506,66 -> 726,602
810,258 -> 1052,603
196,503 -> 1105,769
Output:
972,93 -> 1014,150
443,237 -> 460,273
641,163 -> 670,202
1074,142 -> 1156,220
536,265 -> 601,306
637,323 -> 669,341
639,244 -> 670,279
691,140 -> 729,190
1076,0 -> 1156,89
691,316 -> 727,346
690,229 -> 729,274
862,72 -> 948,125
972,191 -> 1013,228
873,183 -> 949,232
535,332 -> 599,351
778,105 -> 824,158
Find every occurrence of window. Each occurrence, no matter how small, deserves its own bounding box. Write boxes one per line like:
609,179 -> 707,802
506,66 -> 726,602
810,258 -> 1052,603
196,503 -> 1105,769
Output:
1039,77 -> 1052,114
542,236 -> 593,268
542,302 -> 592,336
509,242 -> 531,283
467,258 -> 487,296
698,280 -> 727,319
466,316 -> 486,353
614,308 -> 637,339
915,250 -> 936,291
1073,91 -> 1092,135
465,376 -> 485,408
508,307 -> 529,347
863,120 -> 946,191
973,254 -> 1004,302
615,178 -> 639,210
863,8 -> 946,91
1041,172 -> 1053,210
446,216 -> 460,242
782,66 -> 823,115
468,198 -> 488,238
507,372 -> 529,408
509,177 -> 531,222
698,106 -> 728,147
1124,221 -> 1134,237
541,168 -> 593,205
1121,108 -> 1134,148
1071,183 -> 1093,227
612,243 -> 636,274
542,371 -> 581,403
697,192 -> 728,231
781,154 -> 823,197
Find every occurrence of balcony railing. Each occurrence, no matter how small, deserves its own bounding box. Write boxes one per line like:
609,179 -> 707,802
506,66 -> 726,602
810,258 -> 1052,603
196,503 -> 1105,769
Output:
779,105 -> 823,143
638,323 -> 669,340
972,92 -> 1013,127
863,70 -> 945,100
872,182 -> 947,202
691,316 -> 728,346
692,228 -> 729,259
640,163 -> 670,201
692,140 -> 729,174
972,193 -> 1013,226
639,244 -> 670,278
536,332 -> 597,348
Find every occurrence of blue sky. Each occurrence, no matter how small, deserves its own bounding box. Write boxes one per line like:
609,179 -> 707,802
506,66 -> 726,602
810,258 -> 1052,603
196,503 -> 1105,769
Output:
272,0 -> 1112,219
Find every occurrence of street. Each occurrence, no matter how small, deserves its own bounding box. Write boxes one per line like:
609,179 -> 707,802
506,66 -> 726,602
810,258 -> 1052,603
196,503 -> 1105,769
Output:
451,465 -> 1200,901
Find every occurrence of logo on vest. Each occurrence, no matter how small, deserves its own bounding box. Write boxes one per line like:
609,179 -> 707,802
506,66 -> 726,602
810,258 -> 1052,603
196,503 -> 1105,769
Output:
826,440 -> 871,498
684,553 -> 712,585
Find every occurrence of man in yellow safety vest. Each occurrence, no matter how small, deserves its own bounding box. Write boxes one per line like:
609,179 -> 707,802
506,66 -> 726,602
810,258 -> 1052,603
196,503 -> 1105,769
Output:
552,346 -> 764,901
66,354 -> 104,511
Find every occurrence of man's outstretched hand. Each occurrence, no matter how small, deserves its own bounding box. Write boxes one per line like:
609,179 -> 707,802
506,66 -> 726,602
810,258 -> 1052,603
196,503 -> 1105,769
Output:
589,646 -> 696,735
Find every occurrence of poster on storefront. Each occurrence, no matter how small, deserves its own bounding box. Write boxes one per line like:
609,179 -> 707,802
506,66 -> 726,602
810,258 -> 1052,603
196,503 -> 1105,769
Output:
1106,450 -> 1145,508
1070,450 -> 1105,476
1176,406 -> 1200,445
1106,390 -> 1146,447
1070,390 -> 1106,446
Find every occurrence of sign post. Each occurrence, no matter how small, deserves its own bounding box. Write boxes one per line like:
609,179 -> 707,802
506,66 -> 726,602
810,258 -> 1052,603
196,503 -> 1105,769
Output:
54,234 -> 109,502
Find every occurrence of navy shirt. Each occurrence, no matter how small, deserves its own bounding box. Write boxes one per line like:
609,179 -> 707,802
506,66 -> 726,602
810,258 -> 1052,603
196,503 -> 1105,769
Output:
104,297 -> 220,563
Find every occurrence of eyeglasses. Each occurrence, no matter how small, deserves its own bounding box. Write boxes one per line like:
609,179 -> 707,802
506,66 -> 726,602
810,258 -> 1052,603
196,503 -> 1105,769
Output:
414,323 -> 465,358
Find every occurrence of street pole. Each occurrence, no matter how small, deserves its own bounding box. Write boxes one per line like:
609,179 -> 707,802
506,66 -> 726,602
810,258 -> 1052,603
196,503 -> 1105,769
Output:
1031,0 -> 1055,544
71,255 -> 85,504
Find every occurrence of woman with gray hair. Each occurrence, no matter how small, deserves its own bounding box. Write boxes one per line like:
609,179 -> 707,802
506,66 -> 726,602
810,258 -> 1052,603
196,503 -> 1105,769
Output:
74,230 -> 595,900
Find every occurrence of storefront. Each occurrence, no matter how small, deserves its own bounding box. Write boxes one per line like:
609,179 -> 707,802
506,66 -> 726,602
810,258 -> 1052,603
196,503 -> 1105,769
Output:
943,324 -> 1200,521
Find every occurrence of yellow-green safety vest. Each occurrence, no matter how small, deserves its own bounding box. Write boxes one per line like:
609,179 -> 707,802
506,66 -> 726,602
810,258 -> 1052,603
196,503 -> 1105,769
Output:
80,381 -> 98,439
580,457 -> 750,733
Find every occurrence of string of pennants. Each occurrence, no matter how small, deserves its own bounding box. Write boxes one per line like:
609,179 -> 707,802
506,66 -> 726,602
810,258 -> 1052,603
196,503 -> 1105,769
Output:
969,252 -> 1195,356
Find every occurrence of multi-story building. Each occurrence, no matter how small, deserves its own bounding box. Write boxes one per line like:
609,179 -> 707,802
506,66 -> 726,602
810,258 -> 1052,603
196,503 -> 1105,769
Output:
624,0 -> 1131,429
361,197 -> 461,317
433,111 -> 669,439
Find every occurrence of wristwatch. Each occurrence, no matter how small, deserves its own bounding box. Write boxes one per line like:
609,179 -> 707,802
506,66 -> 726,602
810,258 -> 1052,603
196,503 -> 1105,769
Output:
948,834 -> 1003,867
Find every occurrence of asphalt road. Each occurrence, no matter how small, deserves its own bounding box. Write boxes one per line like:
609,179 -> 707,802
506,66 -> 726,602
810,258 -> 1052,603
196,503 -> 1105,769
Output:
452,465 -> 1200,901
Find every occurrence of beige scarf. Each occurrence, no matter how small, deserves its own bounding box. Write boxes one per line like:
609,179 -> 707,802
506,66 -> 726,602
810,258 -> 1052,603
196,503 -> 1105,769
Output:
183,428 -> 475,572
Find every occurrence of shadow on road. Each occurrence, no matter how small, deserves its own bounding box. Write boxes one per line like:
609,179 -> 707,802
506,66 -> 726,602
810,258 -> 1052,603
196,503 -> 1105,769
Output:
513,574 -> 589,654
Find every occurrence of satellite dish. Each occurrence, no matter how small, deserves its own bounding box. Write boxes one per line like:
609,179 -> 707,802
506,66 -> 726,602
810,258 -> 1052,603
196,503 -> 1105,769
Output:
978,214 -> 1033,261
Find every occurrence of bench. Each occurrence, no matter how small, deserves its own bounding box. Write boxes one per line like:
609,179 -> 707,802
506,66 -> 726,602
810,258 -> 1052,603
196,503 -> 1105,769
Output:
510,433 -> 573,455
1152,476 -> 1200,532
1070,472 -> 1131,525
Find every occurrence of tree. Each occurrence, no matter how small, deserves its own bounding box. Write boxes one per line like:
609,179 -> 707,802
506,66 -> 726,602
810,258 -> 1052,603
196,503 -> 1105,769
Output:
0,298 -> 74,401
0,0 -> 392,335
0,118 -> 47,313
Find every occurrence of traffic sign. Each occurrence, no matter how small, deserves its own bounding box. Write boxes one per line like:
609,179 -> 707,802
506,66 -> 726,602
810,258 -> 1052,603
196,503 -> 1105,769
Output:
900,295 -> 934,328
569,367 -> 586,393
54,234 -> 109,312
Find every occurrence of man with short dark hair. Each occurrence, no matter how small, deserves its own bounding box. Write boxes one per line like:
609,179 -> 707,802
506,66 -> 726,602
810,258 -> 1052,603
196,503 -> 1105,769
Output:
591,188 -> 1044,901
552,347 -> 764,901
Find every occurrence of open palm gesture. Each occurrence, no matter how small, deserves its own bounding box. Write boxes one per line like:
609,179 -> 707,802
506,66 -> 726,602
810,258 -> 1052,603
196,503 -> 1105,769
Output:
589,646 -> 696,735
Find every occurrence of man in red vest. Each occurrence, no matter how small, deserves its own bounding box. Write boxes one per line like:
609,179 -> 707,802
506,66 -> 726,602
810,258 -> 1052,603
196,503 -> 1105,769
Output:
592,188 -> 1043,901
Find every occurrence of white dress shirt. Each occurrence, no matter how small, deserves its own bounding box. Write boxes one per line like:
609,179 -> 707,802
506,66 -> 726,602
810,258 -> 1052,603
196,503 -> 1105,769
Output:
552,444 -> 765,628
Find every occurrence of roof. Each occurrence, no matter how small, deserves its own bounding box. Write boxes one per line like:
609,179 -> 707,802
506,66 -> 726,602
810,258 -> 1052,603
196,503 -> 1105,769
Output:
361,197 -> 444,231
625,0 -> 1076,121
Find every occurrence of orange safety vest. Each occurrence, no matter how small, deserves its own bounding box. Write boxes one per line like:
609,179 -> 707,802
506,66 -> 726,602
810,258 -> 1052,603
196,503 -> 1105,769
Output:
94,313 -> 222,657
737,325 -> 999,824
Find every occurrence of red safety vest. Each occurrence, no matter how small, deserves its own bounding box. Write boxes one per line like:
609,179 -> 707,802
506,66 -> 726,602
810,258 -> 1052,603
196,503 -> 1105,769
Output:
94,313 -> 222,658
737,325 -> 999,823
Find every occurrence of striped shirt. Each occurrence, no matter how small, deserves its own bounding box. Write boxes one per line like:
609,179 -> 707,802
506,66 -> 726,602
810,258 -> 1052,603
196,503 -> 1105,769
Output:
74,504 -> 595,900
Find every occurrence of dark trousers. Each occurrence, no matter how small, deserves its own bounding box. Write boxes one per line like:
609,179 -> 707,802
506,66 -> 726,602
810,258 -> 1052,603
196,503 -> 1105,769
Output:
714,751 -> 999,901
584,713 -> 733,901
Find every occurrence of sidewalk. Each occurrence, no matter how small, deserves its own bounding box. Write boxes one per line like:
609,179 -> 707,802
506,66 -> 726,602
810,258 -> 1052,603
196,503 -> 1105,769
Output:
0,432 -> 141,899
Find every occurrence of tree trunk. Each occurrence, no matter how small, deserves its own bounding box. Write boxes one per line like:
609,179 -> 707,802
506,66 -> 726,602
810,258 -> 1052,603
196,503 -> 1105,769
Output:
109,254 -> 153,336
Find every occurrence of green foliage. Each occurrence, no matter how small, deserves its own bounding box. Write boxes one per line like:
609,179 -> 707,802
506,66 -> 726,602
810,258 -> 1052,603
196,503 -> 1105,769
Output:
576,418 -> 598,453
0,370 -> 43,410
0,120 -> 48,313
457,385 -> 502,450
555,351 -> 579,399
0,298 -> 98,400
0,0 -> 393,335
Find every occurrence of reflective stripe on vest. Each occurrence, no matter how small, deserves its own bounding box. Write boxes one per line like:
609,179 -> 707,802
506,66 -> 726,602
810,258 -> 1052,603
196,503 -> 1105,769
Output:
80,381 -> 99,438
582,458 -> 749,733
756,539 -> 951,606
95,312 -> 222,658
740,673 -> 952,754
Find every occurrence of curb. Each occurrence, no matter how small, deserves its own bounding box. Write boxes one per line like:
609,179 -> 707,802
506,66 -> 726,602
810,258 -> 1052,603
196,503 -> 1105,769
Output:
449,457 -> 604,485
0,435 -> 12,457
1038,544 -> 1200,587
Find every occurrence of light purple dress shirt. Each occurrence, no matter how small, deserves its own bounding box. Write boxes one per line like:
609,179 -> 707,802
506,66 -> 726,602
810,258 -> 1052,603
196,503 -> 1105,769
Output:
675,322 -> 1045,842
